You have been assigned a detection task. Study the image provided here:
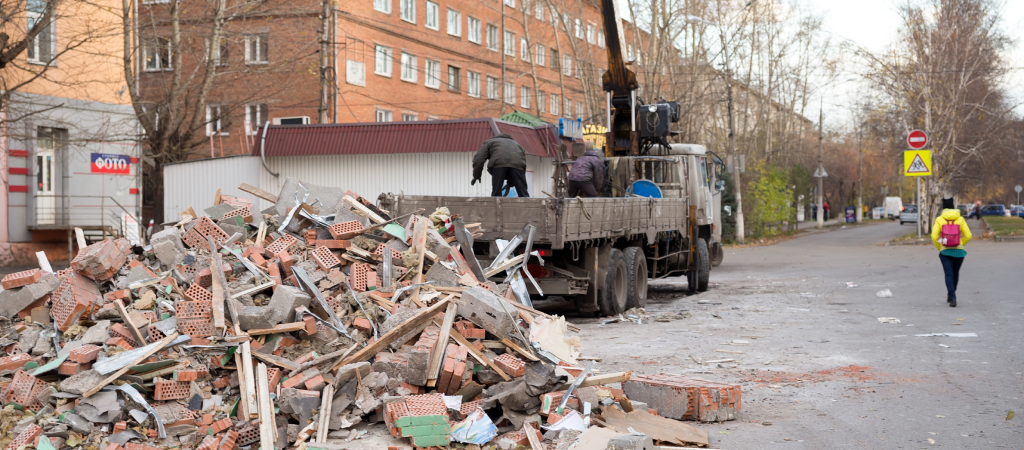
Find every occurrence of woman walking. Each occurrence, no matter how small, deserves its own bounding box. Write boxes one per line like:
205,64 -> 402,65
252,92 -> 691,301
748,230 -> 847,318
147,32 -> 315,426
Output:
931,198 -> 972,307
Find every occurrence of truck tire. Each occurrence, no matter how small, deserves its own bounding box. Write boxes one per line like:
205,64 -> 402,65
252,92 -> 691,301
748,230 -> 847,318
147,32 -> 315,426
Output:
710,241 -> 724,267
623,247 -> 648,309
696,238 -> 710,292
599,249 -> 628,317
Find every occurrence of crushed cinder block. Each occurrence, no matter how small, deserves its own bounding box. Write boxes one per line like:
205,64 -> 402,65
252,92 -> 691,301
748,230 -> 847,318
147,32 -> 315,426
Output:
150,227 -> 185,267
606,434 -> 655,450
266,286 -> 310,325
0,273 -> 59,319
623,373 -> 741,422
71,238 -> 131,281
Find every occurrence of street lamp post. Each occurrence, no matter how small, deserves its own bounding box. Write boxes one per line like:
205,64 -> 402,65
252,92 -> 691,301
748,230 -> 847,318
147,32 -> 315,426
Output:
857,128 -> 863,223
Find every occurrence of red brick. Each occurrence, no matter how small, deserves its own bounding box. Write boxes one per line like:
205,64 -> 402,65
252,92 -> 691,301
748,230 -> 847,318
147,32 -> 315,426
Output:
184,283 -> 214,302
174,369 -> 204,382
281,374 -> 306,389
446,361 -> 466,395
304,229 -> 317,245
278,252 -> 295,277
623,373 -> 742,422
314,239 -> 350,249
195,435 -> 220,450
462,328 -> 486,339
350,263 -> 371,291
250,252 -> 267,268
352,317 -> 373,334
0,353 -> 32,372
438,357 -> 455,394
266,368 -> 282,387
105,289 -> 131,302
304,374 -> 326,391
211,417 -> 232,433
182,216 -> 230,251
113,421 -> 127,434
1,269 -> 42,289
218,430 -> 239,450
311,246 -> 341,271
51,272 -> 101,331
71,238 -> 131,281
153,379 -> 191,400
493,353 -> 525,378
373,244 -> 403,261
212,376 -> 231,389
328,220 -> 363,240
105,444 -> 124,450
293,351 -> 317,365
106,337 -> 133,350
4,424 -> 42,450
58,361 -> 83,376
302,315 -> 317,335
110,323 -> 140,347
265,234 -> 298,255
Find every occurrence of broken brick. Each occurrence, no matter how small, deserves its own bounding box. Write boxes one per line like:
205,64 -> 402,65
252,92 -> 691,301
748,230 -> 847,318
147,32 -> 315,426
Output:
1,269 -> 42,290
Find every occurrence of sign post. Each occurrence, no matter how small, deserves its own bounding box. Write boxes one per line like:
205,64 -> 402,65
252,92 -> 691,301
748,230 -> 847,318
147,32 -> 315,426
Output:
904,130 -> 930,239
1015,185 -> 1022,206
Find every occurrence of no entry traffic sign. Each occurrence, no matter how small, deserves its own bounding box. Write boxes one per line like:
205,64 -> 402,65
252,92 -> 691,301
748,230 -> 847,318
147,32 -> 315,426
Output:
907,130 -> 928,149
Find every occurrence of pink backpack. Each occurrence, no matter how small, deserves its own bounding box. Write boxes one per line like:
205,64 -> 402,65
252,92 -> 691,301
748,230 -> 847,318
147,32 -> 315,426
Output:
941,220 -> 961,247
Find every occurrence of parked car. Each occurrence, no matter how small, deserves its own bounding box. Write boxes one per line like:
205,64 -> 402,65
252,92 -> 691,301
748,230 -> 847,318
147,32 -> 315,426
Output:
980,204 -> 1007,216
1010,205 -> 1024,217
900,204 -> 919,225
957,205 -> 969,217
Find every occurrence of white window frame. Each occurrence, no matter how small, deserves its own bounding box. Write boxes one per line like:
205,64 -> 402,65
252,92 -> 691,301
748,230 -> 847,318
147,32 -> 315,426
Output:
374,0 -> 391,14
535,45 -> 545,66
627,44 -> 635,61
598,31 -> 605,48
245,103 -> 267,136
401,113 -> 418,121
534,1 -> 544,20
143,37 -> 172,72
425,59 -> 441,89
244,34 -> 268,64
576,101 -> 584,120
564,98 -> 572,117
562,54 -> 571,76
206,105 -> 228,136
537,91 -> 545,113
467,71 -> 481,97
587,23 -> 595,44
520,86 -> 530,108
376,109 -> 393,122
520,38 -> 529,62
374,45 -> 392,77
503,31 -> 515,57
400,0 -> 416,23
446,9 -> 461,36
468,17 -> 481,44
486,24 -> 499,51
575,18 -> 582,39
550,94 -> 559,115
26,9 -> 56,65
346,59 -> 366,86
503,0 -> 514,7
426,1 -> 439,30
486,76 -> 498,100
207,36 -> 229,66
400,52 -> 418,83
447,65 -> 461,91
504,81 -> 515,105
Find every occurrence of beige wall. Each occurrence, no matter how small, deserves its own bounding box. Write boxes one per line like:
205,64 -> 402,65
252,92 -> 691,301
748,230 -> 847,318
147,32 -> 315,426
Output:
10,0 -> 130,105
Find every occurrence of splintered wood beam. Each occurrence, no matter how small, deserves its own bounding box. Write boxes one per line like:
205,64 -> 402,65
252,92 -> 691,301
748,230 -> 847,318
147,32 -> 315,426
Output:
335,297 -> 450,367
426,302 -> 458,386
239,183 -> 278,204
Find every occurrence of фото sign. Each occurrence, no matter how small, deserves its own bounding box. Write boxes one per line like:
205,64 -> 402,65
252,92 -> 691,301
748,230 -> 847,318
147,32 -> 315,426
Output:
91,153 -> 131,174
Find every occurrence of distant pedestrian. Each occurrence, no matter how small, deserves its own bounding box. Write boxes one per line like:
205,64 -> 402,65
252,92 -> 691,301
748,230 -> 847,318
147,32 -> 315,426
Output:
823,202 -> 830,219
567,142 -> 604,197
472,133 -> 530,197
973,202 -> 981,220
931,198 -> 972,307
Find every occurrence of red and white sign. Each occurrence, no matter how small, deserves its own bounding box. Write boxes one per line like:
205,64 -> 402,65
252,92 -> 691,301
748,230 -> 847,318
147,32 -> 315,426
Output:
907,130 -> 928,149
90,153 -> 131,174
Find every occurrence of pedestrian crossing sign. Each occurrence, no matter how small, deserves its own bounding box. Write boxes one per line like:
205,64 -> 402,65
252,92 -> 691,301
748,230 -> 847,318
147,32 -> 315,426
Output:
904,150 -> 932,176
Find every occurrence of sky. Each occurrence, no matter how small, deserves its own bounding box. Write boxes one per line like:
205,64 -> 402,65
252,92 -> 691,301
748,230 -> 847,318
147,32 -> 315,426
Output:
804,0 -> 1024,126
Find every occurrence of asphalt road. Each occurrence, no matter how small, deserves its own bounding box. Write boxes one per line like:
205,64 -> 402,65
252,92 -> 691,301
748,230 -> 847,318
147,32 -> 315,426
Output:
570,220 -> 1023,449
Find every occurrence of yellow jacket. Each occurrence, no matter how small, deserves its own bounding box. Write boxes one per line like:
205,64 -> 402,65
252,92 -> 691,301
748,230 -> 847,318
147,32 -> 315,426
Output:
931,208 -> 972,251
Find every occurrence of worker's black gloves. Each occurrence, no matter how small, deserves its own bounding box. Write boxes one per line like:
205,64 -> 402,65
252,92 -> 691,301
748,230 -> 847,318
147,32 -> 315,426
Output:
471,177 -> 480,186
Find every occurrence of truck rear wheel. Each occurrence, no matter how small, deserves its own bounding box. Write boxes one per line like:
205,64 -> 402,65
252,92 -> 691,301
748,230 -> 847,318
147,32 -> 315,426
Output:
623,247 -> 648,309
599,249 -> 628,316
696,238 -> 710,292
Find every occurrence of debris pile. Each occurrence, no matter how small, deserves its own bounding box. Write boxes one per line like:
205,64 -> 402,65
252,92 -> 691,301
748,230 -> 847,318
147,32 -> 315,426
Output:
0,178 -> 740,450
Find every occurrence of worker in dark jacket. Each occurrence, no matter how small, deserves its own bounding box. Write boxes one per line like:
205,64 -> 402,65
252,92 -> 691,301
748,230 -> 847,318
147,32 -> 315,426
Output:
567,142 -> 604,197
472,133 -> 530,197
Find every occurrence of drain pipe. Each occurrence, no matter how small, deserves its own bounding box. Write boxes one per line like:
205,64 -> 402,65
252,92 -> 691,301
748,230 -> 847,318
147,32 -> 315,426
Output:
259,120 -> 279,177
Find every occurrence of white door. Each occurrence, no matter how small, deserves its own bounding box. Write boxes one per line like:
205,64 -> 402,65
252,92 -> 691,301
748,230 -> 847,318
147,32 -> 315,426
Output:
35,128 -> 57,225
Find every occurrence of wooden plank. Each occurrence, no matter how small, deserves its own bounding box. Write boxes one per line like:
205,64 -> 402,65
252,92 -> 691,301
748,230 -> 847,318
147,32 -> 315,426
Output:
290,342 -> 358,377
408,217 -> 429,303
74,228 -> 87,251
209,238 -> 227,335
256,222 -> 268,248
113,299 -> 147,346
484,254 -> 525,277
315,385 -> 333,443
449,328 -> 510,382
575,371 -> 632,389
426,302 -> 458,386
83,332 -> 179,397
335,297 -> 450,368
239,183 -> 279,204
501,338 -> 540,361
251,350 -> 301,371
239,341 -> 259,418
246,322 -> 306,336
524,422 -> 544,450
343,195 -> 385,224
256,363 -> 276,450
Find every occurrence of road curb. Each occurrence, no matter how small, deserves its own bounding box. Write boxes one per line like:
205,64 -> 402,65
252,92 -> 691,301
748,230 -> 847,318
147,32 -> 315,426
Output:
994,235 -> 1024,242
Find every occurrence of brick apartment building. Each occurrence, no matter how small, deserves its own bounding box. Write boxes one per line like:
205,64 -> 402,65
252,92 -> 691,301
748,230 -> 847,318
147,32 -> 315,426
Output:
138,0 -> 651,158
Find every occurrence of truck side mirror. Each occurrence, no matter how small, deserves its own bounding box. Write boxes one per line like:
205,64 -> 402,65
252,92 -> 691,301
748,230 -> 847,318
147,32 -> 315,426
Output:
724,205 -> 732,217
716,179 -> 725,191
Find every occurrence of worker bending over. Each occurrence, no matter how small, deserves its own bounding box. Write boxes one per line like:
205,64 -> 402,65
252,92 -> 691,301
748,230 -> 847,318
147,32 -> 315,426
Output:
567,142 -> 604,197
472,133 -> 530,197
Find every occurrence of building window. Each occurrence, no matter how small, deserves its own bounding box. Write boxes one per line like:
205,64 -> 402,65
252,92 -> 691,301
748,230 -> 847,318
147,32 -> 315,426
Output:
468,17 -> 481,44
447,65 -> 461,91
400,0 -> 415,23
587,23 -> 595,44
486,76 -> 498,100
534,1 -> 544,20
550,94 -> 559,115
467,71 -> 480,97
504,81 -> 514,104
487,24 -> 499,51
562,54 -> 571,76
503,31 -> 515,57
535,45 -> 545,66
550,49 -> 559,71
425,59 -> 441,88
447,9 -> 461,36
206,105 -> 227,136
346,59 -> 366,86
575,60 -> 580,79
575,18 -> 582,39
598,31 -> 605,48
520,39 -> 529,62
245,34 -> 268,64
537,91 -> 545,113
374,0 -> 391,14
576,101 -> 584,120
503,0 -> 514,7
245,104 -> 267,135
376,109 -> 393,122
400,52 -> 417,82
627,44 -> 635,61
375,45 -> 392,77
144,37 -> 172,71
26,3 -> 55,65
520,86 -> 530,108
564,98 -> 572,117
208,36 -> 229,66
426,1 -> 439,30
402,113 -> 418,121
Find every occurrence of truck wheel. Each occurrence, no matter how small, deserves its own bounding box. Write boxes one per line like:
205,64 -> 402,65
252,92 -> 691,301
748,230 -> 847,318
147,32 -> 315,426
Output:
599,249 -> 628,317
696,238 -> 710,292
623,247 -> 648,309
710,241 -> 724,267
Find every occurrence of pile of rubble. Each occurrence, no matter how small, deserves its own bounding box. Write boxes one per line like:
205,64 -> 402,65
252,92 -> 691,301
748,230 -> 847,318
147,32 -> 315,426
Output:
0,179 -> 741,450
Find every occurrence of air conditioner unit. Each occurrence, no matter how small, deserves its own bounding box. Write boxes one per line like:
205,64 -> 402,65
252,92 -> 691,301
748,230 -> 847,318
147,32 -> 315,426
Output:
272,116 -> 310,125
